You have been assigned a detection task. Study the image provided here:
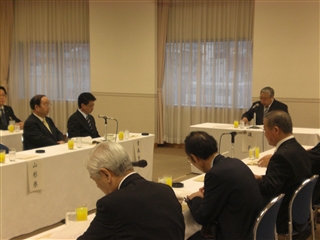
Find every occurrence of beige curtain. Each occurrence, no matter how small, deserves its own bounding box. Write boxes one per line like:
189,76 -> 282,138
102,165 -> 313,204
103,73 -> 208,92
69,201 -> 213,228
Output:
9,0 -> 89,134
157,0 -> 170,144
0,0 -> 13,90
163,0 -> 255,144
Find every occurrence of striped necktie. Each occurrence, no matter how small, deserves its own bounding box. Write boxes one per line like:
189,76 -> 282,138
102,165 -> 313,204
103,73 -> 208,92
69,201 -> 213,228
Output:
263,107 -> 269,118
86,115 -> 93,133
43,118 -> 52,133
1,109 -> 7,128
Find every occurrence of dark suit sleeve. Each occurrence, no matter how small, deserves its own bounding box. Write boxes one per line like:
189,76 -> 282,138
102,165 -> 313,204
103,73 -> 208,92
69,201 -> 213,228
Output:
187,171 -> 226,225
241,101 -> 260,122
67,114 -> 81,138
5,106 -> 21,122
257,154 -> 292,197
77,199 -> 115,240
24,119 -> 59,148
47,117 -> 65,141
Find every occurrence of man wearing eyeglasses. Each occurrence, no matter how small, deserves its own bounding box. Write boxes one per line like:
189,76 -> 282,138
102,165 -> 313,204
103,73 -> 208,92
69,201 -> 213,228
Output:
23,94 -> 65,150
241,86 -> 288,125
184,131 -> 264,240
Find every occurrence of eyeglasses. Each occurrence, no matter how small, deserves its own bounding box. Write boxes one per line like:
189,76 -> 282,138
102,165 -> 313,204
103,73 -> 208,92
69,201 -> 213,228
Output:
187,157 -> 193,166
41,103 -> 51,107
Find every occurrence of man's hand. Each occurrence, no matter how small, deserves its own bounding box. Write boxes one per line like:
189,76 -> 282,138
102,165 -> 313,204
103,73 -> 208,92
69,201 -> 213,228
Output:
258,154 -> 272,167
241,117 -> 249,124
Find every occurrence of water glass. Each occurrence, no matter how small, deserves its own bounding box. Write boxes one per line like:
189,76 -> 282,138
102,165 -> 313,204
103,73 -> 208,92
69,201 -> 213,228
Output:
124,129 -> 129,140
14,123 -> 20,132
76,137 -> 82,148
9,148 -> 16,161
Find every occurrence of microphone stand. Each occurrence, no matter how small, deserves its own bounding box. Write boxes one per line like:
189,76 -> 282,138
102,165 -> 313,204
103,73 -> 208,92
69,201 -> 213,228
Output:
230,132 -> 236,158
103,117 -> 108,140
250,111 -> 260,129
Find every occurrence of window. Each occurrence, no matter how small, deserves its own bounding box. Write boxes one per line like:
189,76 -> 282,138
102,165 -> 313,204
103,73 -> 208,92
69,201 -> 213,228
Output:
164,40 -> 252,108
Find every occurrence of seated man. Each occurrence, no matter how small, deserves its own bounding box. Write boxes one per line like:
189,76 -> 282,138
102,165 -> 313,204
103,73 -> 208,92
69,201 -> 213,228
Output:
0,86 -> 24,130
23,95 -> 65,150
255,110 -> 311,235
241,86 -> 288,125
259,142 -> 320,205
77,141 -> 185,240
67,92 -> 100,139
184,131 -> 264,240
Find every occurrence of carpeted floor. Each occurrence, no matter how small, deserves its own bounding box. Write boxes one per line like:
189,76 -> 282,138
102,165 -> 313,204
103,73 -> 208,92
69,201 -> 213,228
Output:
152,145 -> 199,183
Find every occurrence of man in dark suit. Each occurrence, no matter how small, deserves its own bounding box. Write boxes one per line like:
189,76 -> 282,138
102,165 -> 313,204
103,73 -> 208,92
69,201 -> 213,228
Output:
23,95 -> 65,150
67,92 -> 100,139
184,131 -> 264,240
241,86 -> 288,125
306,143 -> 320,204
255,110 -> 312,235
0,86 -> 23,130
77,141 -> 185,240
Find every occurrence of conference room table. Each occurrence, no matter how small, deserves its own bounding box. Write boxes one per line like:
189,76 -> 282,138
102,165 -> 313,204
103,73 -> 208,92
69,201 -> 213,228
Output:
22,147 -> 284,240
190,123 -> 320,173
0,133 -> 154,240
0,129 -> 23,151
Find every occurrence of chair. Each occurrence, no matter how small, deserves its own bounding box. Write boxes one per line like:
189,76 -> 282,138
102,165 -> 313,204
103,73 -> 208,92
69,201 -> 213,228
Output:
279,175 -> 319,240
253,193 -> 285,240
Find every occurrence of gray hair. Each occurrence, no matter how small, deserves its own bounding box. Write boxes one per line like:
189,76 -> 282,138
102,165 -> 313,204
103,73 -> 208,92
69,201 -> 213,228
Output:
260,86 -> 274,98
86,141 -> 133,179
264,110 -> 292,134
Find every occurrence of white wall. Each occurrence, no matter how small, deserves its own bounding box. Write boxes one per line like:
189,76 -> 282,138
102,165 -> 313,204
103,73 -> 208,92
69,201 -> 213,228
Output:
89,0 -> 320,142
253,0 -> 320,127
89,0 -> 157,137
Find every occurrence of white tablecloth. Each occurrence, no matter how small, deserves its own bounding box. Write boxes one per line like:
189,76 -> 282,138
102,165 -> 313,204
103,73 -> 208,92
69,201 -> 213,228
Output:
0,134 -> 154,240
0,129 -> 23,151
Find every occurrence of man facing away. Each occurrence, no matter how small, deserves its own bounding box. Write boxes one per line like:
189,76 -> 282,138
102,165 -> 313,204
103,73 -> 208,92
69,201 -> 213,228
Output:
23,95 -> 65,150
67,92 -> 100,139
77,141 -> 185,240
254,110 -> 311,236
184,131 -> 264,240
241,86 -> 288,125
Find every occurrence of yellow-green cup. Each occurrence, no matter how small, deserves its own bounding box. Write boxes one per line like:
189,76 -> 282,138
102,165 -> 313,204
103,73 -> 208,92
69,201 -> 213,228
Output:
68,139 -> 74,150
0,150 -> 6,163
76,206 -> 88,221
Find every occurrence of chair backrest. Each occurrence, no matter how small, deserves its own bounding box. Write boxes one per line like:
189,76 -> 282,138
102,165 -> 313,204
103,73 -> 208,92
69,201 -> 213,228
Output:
253,193 -> 285,240
290,175 -> 319,226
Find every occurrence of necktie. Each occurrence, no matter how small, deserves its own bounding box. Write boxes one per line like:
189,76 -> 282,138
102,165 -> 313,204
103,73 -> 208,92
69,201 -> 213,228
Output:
1,109 -> 7,128
263,107 -> 269,118
43,118 -> 52,133
86,115 -> 93,133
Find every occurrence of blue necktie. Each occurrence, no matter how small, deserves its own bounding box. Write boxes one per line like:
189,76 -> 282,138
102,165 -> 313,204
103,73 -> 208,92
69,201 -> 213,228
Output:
1,109 -> 7,128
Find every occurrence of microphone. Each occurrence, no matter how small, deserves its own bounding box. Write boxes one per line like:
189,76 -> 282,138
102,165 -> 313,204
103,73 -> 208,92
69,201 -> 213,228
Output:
98,115 -> 115,120
252,103 -> 260,109
131,160 -> 148,168
229,130 -> 247,135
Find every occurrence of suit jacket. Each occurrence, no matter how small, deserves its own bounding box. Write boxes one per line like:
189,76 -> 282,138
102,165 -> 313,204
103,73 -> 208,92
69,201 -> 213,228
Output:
257,138 -> 312,233
307,142 -> 320,204
0,105 -> 22,130
241,99 -> 288,125
77,173 -> 185,240
23,114 -> 65,150
67,110 -> 100,139
187,155 -> 264,240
